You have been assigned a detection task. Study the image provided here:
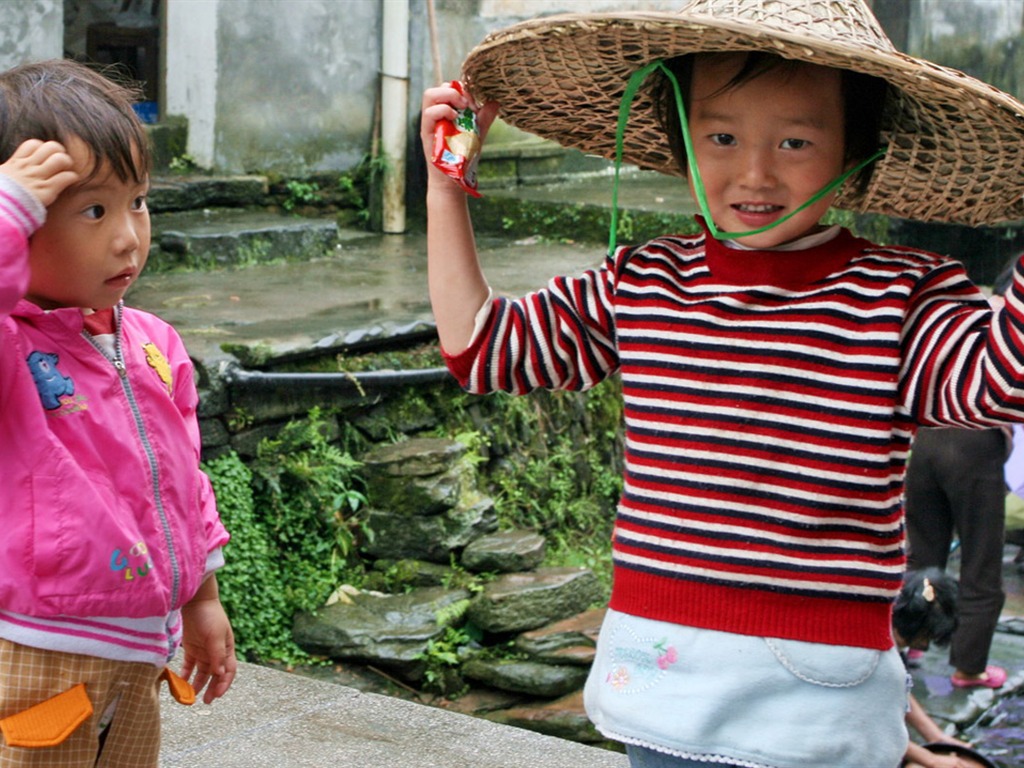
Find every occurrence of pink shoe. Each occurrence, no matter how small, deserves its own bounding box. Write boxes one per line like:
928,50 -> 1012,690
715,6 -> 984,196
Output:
950,665 -> 1007,689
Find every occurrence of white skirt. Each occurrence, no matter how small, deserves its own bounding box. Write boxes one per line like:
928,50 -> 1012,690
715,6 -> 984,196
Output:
584,608 -> 909,768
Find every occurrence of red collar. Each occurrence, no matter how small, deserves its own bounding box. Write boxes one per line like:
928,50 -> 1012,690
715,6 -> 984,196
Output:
698,217 -> 862,289
82,307 -> 115,335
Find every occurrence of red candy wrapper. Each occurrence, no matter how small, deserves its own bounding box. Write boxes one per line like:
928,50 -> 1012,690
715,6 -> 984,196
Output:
432,81 -> 482,198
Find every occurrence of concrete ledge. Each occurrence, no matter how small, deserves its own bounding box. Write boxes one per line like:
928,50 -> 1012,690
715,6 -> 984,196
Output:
160,661 -> 629,767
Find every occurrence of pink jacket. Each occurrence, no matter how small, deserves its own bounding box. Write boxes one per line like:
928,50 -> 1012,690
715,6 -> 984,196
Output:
0,179 -> 229,619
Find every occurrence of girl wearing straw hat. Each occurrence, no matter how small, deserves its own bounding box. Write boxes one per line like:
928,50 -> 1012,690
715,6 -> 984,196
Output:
420,1 -> 1024,766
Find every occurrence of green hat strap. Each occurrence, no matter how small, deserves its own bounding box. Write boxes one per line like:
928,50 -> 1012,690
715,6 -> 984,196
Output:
608,59 -> 887,255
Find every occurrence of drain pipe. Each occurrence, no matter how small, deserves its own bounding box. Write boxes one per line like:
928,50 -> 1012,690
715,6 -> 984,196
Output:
225,366 -> 452,395
380,0 -> 410,234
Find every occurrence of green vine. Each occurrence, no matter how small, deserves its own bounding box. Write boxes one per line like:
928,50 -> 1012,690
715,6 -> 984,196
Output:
201,451 -> 304,663
203,407 -> 370,662
250,407 -> 369,613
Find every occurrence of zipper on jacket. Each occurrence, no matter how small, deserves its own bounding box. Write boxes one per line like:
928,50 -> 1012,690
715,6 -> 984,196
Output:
82,303 -> 182,608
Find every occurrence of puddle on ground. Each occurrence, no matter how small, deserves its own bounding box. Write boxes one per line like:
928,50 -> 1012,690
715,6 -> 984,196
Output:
965,691 -> 1024,767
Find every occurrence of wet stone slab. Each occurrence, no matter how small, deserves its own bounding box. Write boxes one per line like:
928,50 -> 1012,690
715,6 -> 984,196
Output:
126,229 -> 604,365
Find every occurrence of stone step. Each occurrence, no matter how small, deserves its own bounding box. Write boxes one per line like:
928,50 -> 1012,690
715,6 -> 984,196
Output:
149,174 -> 268,212
144,171 -> 371,272
150,207 -> 340,271
144,117 -> 189,174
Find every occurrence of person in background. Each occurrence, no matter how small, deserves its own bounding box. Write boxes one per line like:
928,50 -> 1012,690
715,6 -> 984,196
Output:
904,426 -> 1010,690
894,569 -> 978,768
420,0 -> 1024,765
905,276 -> 1014,691
0,59 -> 235,766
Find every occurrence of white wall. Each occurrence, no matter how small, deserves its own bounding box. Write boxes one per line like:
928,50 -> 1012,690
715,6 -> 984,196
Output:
0,1 -> 62,64
204,0 -> 381,173
193,0 -> 681,173
914,0 -> 1023,46
165,0 -> 219,168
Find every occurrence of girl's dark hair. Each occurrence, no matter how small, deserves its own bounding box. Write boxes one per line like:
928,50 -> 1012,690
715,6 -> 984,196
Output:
892,567 -> 959,647
654,52 -> 889,194
0,58 -> 150,183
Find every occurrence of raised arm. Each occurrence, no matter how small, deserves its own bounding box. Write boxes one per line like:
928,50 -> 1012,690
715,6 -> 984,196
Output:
0,140 -> 78,316
420,83 -> 499,354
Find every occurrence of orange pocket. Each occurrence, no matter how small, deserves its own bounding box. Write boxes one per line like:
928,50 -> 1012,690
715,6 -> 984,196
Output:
0,683 -> 93,748
159,667 -> 196,706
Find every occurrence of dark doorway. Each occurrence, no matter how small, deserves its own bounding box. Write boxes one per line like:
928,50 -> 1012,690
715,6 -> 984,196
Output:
64,0 -> 162,123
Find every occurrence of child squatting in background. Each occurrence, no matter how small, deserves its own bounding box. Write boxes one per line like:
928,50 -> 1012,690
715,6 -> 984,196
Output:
0,59 -> 235,766
894,568 -> 980,768
421,0 -> 1024,766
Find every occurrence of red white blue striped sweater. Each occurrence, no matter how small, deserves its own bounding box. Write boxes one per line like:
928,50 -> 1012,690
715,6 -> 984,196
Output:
445,221 -> 1024,650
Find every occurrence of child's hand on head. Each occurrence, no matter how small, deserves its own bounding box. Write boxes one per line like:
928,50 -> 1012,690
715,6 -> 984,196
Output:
0,139 -> 78,208
420,82 -> 499,192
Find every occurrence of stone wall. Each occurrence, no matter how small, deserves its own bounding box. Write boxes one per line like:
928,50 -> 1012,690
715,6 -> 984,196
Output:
194,328 -> 625,746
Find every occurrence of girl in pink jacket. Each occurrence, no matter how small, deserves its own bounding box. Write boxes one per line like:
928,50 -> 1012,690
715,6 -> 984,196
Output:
0,59 -> 235,766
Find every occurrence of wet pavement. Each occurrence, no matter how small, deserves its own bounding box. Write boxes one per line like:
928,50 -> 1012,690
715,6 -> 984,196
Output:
126,228 -> 605,363
909,544 -> 1024,766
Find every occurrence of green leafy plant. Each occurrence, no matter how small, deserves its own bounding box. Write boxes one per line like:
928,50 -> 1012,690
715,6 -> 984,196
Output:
168,153 -> 198,173
205,372 -> 626,666
250,407 -> 369,614
224,406 -> 254,433
203,408 -> 370,663
415,625 -> 473,697
432,382 -> 624,598
452,430 -> 489,469
282,179 -> 321,211
413,600 -> 482,697
201,451 -> 305,662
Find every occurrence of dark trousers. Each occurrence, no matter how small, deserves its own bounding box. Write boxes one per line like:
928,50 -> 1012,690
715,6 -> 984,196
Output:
905,427 -> 1006,675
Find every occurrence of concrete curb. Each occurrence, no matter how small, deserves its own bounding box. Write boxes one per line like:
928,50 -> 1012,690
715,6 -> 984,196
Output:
160,660 -> 629,767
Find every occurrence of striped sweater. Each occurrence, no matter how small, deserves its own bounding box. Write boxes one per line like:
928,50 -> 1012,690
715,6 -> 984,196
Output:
445,221 -> 1024,650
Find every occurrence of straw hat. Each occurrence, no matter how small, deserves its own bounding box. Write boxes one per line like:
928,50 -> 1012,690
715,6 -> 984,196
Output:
461,0 -> 1024,226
